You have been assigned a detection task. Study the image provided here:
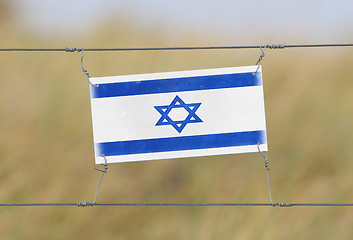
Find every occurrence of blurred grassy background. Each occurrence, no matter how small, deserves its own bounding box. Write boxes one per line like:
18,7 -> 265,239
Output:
1,1 -> 353,239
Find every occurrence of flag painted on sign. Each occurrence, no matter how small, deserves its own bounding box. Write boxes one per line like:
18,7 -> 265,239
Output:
90,65 -> 267,164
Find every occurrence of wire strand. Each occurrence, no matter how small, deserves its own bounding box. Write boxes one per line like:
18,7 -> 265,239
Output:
92,155 -> 108,205
257,143 -> 273,205
0,202 -> 353,207
0,43 -> 353,52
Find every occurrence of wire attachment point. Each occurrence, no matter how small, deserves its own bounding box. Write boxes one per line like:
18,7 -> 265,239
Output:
92,154 -> 109,206
253,45 -> 267,75
252,43 -> 285,75
277,202 -> 294,207
267,43 -> 286,49
76,202 -> 92,207
80,49 -> 99,87
65,47 -> 82,53
257,143 -> 274,205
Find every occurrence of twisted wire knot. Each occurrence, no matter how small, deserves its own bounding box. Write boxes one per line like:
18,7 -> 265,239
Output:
65,47 -> 83,52
264,159 -> 269,169
255,49 -> 266,65
266,44 -> 286,49
81,65 -> 91,79
76,202 -> 93,207
274,202 -> 294,207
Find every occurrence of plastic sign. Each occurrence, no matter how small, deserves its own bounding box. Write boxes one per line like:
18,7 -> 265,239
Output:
90,65 -> 267,164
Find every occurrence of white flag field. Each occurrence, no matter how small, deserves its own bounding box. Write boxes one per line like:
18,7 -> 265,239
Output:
89,65 -> 268,164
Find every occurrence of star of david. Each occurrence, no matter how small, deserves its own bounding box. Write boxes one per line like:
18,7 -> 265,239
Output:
154,95 -> 203,133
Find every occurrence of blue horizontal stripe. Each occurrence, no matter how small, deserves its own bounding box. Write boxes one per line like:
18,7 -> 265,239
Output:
91,72 -> 261,98
96,130 -> 266,157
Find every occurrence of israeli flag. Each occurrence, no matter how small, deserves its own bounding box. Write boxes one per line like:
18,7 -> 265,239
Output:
90,65 -> 267,164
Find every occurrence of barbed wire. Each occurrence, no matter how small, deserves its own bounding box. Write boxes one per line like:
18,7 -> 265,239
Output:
0,43 -> 352,52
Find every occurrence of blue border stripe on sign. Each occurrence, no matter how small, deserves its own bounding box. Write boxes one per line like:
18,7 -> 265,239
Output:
96,130 -> 266,156
91,72 -> 261,98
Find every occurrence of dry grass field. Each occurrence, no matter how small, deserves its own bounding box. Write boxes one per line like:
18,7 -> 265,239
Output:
1,7 -> 353,239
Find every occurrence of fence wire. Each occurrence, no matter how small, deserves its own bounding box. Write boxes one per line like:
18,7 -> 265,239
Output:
1,42 -> 353,207
0,43 -> 352,52
1,202 -> 353,207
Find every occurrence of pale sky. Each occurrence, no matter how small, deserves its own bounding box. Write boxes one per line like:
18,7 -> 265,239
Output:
11,0 -> 353,42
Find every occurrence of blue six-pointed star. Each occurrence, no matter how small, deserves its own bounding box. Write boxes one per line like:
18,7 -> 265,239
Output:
154,95 -> 203,133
